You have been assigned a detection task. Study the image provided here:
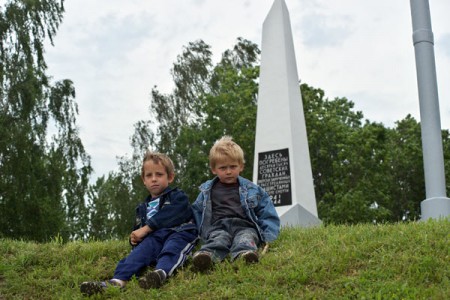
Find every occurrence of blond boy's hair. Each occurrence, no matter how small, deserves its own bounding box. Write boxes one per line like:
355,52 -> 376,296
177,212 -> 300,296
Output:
141,151 -> 175,178
209,136 -> 245,169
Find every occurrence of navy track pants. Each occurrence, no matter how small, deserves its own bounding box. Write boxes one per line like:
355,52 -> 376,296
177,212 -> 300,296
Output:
113,228 -> 197,280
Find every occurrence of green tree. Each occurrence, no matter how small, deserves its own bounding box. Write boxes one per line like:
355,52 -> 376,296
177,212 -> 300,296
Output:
301,84 -> 365,221
442,128 -> 450,197
174,38 -> 260,198
302,85 -> 408,224
325,121 -> 393,224
85,119 -> 155,240
86,176 -> 115,239
110,39 -> 445,227
0,0 -> 91,241
124,38 -> 260,201
86,173 -> 139,240
384,115 -> 425,221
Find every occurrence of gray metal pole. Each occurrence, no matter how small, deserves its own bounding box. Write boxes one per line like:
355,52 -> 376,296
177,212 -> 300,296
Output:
410,0 -> 450,220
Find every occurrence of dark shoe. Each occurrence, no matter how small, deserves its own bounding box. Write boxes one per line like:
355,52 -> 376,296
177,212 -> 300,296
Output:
80,281 -> 107,296
80,280 -> 122,296
241,251 -> 259,264
138,269 -> 167,289
192,251 -> 213,272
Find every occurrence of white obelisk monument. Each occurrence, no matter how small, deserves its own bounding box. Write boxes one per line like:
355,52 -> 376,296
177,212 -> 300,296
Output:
253,0 -> 321,227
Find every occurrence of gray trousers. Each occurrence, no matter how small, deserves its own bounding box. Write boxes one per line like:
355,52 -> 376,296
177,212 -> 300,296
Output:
199,217 -> 260,261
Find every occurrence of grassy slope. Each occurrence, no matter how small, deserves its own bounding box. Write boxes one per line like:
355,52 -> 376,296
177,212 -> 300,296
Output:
0,219 -> 449,299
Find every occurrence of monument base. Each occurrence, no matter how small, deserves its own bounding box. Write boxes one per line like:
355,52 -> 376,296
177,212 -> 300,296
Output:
421,197 -> 450,220
278,203 -> 322,227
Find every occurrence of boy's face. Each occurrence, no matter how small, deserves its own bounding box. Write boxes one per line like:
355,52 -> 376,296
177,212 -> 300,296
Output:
142,160 -> 174,198
211,158 -> 243,184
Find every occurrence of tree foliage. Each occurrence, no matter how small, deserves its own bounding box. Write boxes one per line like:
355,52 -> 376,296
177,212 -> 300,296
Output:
0,0 -> 91,241
86,173 -> 140,240
385,116 -> 426,220
125,38 -> 260,201
302,84 -> 427,223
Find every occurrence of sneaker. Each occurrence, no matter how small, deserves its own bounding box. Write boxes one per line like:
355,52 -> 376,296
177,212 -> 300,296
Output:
192,251 -> 213,272
80,281 -> 106,296
80,280 -> 122,296
138,269 -> 167,289
241,251 -> 259,264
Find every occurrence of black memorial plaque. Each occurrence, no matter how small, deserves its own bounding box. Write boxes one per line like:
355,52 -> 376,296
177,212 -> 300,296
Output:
257,148 -> 292,207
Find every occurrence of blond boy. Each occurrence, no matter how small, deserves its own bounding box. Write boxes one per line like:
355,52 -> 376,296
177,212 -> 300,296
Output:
191,136 -> 280,271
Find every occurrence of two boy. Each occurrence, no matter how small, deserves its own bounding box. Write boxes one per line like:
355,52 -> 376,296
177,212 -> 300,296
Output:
80,136 -> 280,295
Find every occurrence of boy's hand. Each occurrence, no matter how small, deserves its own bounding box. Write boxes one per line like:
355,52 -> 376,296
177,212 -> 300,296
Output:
130,225 -> 153,246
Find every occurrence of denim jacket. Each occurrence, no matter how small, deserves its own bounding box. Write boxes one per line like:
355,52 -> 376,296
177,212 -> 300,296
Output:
192,176 -> 280,243
133,186 -> 197,233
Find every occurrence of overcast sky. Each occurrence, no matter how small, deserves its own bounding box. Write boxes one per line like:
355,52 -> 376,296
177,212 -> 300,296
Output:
45,0 -> 450,180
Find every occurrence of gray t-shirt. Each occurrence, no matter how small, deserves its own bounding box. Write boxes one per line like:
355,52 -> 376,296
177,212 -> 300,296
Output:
211,181 -> 246,224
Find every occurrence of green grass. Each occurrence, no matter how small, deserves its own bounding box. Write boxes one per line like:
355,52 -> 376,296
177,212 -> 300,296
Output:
1,219 -> 449,299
